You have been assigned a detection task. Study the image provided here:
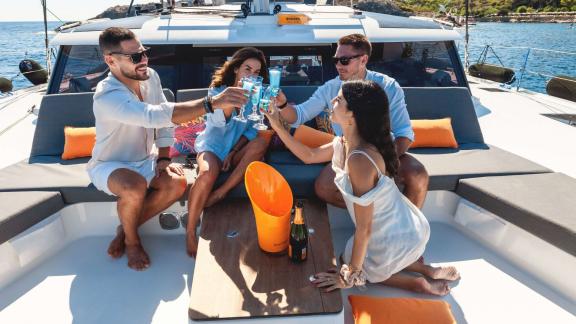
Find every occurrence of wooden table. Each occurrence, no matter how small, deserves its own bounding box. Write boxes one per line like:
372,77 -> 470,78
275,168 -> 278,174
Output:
189,199 -> 343,321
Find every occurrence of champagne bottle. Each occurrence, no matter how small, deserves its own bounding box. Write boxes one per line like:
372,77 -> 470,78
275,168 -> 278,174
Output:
289,201 -> 308,263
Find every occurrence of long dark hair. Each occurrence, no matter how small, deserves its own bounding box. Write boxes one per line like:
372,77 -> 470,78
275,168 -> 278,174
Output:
341,80 -> 399,178
210,47 -> 269,88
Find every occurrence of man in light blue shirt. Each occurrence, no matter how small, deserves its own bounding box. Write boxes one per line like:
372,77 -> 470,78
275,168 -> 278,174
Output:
276,34 -> 429,209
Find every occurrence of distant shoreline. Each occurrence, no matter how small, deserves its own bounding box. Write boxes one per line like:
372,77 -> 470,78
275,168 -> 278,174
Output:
477,12 -> 576,23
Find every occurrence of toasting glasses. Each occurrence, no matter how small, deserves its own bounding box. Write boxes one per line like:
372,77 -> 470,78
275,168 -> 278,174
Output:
233,76 -> 255,122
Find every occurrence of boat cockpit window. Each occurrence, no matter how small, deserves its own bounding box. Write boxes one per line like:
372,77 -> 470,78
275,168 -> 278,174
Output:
269,55 -> 324,86
48,42 -> 466,94
49,45 -> 332,95
368,41 -> 465,87
55,45 -> 108,93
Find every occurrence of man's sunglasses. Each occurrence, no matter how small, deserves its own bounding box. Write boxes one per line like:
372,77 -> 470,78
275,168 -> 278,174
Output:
109,47 -> 151,64
332,54 -> 364,66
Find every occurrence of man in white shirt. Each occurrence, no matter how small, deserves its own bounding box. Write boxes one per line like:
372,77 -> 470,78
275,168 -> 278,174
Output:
89,27 -> 248,270
275,34 -> 429,209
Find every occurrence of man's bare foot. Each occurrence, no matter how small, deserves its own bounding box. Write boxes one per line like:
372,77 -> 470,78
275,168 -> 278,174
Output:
428,266 -> 460,281
125,243 -> 150,271
107,225 -> 126,258
414,277 -> 451,296
205,189 -> 227,208
187,233 -> 198,258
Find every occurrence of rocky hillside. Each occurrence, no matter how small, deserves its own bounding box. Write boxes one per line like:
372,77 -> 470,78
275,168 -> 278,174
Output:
399,0 -> 576,17
93,0 -> 575,20
93,1 -> 409,19
92,5 -> 129,20
92,2 -> 161,19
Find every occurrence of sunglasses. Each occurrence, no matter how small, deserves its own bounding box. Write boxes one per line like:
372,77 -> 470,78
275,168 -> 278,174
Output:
332,54 -> 364,66
109,47 -> 150,64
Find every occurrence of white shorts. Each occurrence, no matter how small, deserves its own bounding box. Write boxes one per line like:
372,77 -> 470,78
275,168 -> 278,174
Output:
88,159 -> 156,196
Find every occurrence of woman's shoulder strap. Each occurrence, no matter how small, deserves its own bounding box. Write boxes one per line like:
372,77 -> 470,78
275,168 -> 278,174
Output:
348,149 -> 384,176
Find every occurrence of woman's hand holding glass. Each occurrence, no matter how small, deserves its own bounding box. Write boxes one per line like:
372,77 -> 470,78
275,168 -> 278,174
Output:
261,94 -> 283,131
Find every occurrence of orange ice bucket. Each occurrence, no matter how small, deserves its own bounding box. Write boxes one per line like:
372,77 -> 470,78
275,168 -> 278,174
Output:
245,161 -> 293,253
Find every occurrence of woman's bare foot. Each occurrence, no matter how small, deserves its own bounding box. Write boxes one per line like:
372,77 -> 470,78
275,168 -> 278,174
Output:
107,225 -> 126,258
205,188 -> 227,208
187,233 -> 198,258
415,277 -> 451,296
125,243 -> 150,271
428,266 -> 460,281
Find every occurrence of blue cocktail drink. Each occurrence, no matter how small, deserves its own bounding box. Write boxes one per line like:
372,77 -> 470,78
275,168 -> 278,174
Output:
269,67 -> 281,96
254,85 -> 271,130
233,76 -> 254,121
248,77 -> 263,121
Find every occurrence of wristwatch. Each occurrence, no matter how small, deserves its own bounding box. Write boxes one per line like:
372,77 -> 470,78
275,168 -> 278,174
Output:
203,95 -> 214,114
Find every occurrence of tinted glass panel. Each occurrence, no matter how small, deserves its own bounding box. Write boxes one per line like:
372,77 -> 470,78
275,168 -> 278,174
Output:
368,41 -> 464,87
58,45 -> 108,93
269,55 -> 324,86
51,42 -> 464,94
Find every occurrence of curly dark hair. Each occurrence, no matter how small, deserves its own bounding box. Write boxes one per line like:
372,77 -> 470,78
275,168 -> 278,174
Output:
341,80 -> 399,177
210,47 -> 269,88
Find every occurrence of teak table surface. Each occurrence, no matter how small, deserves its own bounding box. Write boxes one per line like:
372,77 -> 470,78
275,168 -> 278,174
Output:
189,199 -> 342,320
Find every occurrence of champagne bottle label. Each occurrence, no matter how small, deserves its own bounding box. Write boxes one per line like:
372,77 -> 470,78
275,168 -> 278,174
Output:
301,247 -> 307,260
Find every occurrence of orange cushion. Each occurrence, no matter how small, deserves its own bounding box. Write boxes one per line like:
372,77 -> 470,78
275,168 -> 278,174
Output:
411,118 -> 458,148
348,295 -> 456,324
294,125 -> 335,148
61,126 -> 96,160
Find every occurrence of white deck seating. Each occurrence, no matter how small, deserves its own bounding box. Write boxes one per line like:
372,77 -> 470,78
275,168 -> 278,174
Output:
0,86 -> 566,251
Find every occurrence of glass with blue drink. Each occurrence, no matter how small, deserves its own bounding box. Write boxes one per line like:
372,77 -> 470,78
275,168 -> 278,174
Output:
254,85 -> 271,130
233,76 -> 255,121
248,76 -> 263,121
269,67 -> 281,97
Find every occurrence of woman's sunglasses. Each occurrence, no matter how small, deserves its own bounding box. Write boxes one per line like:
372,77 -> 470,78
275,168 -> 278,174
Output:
109,47 -> 151,64
332,54 -> 363,66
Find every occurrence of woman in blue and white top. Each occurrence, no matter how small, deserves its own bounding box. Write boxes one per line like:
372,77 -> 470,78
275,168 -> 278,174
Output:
187,47 -> 270,257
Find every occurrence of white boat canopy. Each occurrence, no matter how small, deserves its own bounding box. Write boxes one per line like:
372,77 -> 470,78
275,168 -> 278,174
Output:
50,4 -> 462,46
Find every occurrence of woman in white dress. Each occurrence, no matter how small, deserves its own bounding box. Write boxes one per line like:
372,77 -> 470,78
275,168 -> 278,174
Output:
264,80 -> 459,295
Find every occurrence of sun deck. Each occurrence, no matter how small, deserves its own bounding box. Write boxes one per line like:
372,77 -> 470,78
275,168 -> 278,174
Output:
469,77 -> 576,178
0,193 -> 574,323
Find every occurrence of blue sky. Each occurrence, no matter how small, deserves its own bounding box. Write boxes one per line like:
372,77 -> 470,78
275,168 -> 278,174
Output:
0,0 -> 152,22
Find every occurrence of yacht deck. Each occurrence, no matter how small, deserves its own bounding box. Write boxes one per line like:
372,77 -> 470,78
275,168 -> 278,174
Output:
0,199 -> 574,324
469,77 -> 576,178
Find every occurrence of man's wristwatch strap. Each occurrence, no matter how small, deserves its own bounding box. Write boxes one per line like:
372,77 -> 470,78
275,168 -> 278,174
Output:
203,95 -> 214,114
